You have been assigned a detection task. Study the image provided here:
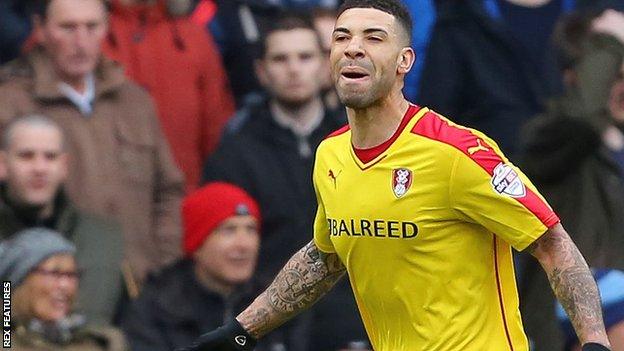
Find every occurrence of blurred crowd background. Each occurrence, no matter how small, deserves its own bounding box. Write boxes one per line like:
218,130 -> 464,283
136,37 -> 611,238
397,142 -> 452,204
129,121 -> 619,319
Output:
1,0 -> 624,350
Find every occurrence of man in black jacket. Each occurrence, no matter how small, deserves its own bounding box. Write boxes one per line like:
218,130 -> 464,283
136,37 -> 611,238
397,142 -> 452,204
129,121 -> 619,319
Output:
202,14 -> 370,351
121,182 -> 297,351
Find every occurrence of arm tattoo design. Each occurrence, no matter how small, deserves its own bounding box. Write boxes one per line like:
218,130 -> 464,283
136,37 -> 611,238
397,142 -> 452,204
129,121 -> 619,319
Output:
237,241 -> 346,338
528,228 -> 608,345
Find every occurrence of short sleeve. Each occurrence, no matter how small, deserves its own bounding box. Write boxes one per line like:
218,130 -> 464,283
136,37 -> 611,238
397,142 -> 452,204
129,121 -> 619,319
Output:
312,158 -> 335,253
450,139 -> 560,251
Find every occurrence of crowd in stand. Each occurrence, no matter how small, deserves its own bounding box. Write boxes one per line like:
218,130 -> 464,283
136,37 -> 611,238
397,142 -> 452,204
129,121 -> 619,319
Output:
0,0 -> 623,350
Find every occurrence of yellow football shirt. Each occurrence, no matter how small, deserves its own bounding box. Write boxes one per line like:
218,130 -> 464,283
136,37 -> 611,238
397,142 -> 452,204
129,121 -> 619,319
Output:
312,105 -> 559,351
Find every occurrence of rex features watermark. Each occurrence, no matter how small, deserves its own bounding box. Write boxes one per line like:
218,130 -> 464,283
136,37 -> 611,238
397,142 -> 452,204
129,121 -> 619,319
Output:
3,281 -> 10,349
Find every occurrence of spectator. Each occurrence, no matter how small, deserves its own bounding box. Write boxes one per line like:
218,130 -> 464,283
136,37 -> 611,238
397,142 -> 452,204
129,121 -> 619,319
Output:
209,0 -> 340,106
121,182 -> 293,351
556,269 -> 624,351
0,0 -> 185,285
103,0 -> 236,190
518,9 -> 624,351
202,14 -> 368,350
0,228 -> 128,351
203,12 -> 339,287
419,0 -> 576,156
0,115 -> 124,326
312,7 -> 342,114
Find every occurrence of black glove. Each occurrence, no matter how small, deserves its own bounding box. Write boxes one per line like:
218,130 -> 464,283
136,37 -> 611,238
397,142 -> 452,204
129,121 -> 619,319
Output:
176,320 -> 257,351
582,343 -> 611,351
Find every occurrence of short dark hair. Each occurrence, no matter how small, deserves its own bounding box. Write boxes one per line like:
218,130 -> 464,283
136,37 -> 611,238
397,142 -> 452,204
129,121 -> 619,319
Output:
338,0 -> 413,44
258,12 -> 323,59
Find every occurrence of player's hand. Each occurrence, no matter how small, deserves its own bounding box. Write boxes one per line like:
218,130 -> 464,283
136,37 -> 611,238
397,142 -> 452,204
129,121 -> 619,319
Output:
582,342 -> 611,351
175,320 -> 257,351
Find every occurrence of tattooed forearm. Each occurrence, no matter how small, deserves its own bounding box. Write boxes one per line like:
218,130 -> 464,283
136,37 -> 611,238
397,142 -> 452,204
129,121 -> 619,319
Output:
528,224 -> 610,347
237,241 -> 346,338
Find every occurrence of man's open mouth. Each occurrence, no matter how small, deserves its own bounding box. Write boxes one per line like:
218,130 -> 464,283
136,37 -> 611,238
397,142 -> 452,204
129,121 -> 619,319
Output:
342,72 -> 368,79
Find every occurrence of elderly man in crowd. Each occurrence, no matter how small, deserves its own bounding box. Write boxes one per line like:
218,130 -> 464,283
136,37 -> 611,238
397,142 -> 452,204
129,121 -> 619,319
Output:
0,0 -> 184,285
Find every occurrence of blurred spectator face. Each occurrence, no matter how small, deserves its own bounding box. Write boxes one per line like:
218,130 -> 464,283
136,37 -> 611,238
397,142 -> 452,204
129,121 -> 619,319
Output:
14,254 -> 79,322
0,123 -> 67,210
34,0 -> 108,84
314,13 -> 336,90
256,28 -> 324,108
330,8 -> 413,108
193,215 -> 260,288
609,67 -> 624,125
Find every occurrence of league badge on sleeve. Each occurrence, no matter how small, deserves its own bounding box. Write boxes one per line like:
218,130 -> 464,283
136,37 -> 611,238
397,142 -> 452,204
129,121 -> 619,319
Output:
392,168 -> 413,198
491,162 -> 526,198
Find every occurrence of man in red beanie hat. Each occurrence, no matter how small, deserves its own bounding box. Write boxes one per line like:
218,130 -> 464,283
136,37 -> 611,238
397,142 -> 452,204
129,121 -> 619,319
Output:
120,182 -> 296,351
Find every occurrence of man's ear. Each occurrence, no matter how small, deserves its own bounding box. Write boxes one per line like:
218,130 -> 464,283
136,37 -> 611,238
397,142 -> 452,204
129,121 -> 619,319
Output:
397,47 -> 416,75
254,59 -> 269,88
32,14 -> 46,45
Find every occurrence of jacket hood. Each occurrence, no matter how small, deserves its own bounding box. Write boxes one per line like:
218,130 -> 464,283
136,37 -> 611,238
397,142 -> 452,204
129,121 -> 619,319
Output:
108,0 -> 189,51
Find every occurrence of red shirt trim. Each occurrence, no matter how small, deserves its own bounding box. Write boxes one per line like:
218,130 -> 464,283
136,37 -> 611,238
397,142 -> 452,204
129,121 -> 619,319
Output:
325,124 -> 350,139
411,112 -> 559,228
352,104 -> 421,164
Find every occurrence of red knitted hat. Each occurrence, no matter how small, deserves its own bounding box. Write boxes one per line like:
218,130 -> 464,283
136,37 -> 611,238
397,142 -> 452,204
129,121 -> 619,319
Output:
182,182 -> 261,256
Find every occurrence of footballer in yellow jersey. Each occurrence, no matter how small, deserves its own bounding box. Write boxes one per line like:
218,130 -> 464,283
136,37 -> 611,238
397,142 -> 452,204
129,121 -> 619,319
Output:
181,1 -> 613,351
313,104 -> 558,351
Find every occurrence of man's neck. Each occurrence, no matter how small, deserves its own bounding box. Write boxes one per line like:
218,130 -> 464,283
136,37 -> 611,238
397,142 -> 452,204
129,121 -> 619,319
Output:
270,97 -> 324,136
60,75 -> 88,95
347,91 -> 409,149
193,263 -> 235,298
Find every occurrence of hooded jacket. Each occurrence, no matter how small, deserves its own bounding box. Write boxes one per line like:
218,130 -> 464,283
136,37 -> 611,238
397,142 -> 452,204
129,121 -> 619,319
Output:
104,0 -> 235,190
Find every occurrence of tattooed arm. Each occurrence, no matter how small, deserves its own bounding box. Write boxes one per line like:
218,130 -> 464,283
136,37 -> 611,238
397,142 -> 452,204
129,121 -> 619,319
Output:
527,223 -> 611,348
236,240 -> 346,338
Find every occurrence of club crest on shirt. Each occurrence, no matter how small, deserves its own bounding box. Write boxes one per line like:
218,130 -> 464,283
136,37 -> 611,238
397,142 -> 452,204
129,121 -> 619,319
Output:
491,162 -> 526,198
392,168 -> 413,198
